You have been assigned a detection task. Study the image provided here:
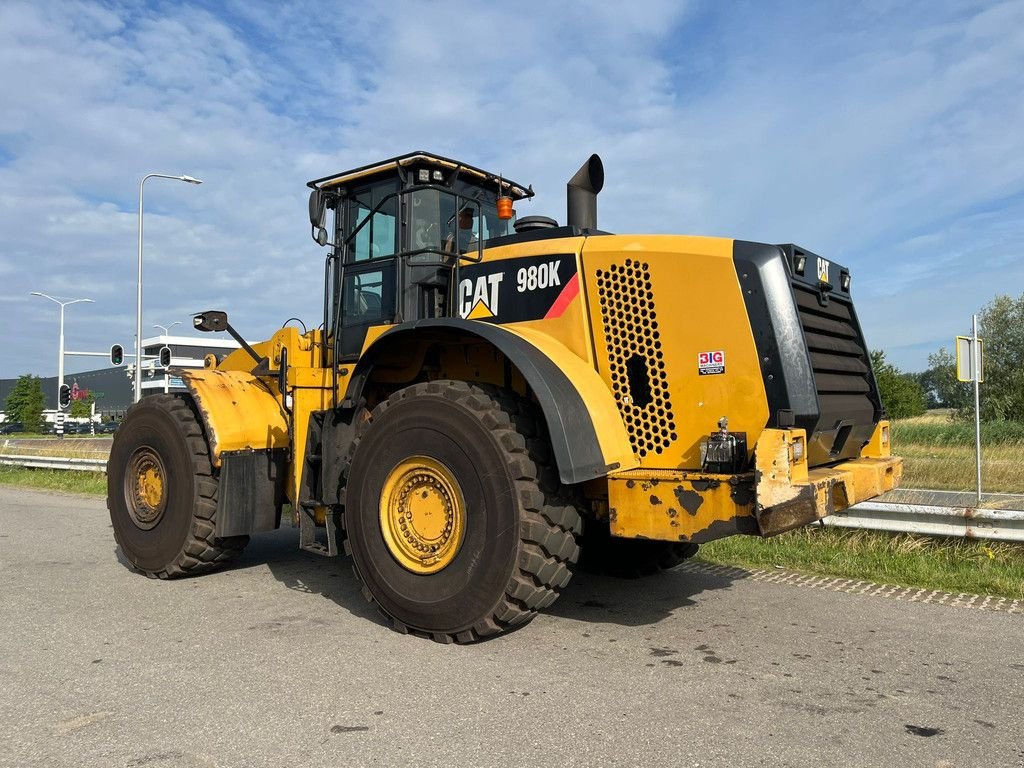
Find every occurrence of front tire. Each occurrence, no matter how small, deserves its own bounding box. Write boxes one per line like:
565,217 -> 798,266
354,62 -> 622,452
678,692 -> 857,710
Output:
107,395 -> 247,578
343,381 -> 581,643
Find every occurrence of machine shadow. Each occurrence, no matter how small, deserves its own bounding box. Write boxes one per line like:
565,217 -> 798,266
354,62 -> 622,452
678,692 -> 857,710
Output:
246,527 -> 747,632
114,527 -> 746,633
110,528 -> 386,628
547,563 -> 746,629
237,526 -> 388,628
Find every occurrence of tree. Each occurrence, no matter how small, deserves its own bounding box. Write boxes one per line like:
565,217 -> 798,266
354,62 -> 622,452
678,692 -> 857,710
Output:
69,392 -> 95,419
978,293 -> 1024,421
4,374 -> 46,432
919,347 -> 971,411
870,350 -> 926,419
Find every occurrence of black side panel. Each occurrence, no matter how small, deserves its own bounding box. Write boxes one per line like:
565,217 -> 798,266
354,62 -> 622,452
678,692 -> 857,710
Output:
733,241 -> 819,436
342,318 -> 609,485
216,448 -> 287,536
790,280 -> 881,464
736,240 -> 883,466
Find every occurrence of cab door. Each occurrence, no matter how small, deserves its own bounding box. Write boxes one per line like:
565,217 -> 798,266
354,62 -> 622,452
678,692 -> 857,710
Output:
338,180 -> 399,359
339,264 -> 395,359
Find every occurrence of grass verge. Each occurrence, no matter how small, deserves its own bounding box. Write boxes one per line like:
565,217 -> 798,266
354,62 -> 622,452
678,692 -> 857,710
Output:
699,526 -> 1024,601
898,442 -> 1024,494
0,465 -> 106,495
893,413 -> 1024,493
892,414 -> 1024,445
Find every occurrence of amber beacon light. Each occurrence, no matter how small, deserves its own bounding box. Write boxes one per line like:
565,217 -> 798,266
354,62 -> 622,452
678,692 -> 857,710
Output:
496,174 -> 514,220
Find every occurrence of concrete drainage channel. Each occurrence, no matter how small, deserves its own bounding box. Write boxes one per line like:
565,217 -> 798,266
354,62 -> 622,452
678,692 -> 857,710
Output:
2,446 -> 1023,542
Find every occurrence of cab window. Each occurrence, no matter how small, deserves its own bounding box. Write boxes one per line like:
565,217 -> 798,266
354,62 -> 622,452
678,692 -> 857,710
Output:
341,269 -> 393,326
408,189 -> 517,255
409,188 -> 455,252
347,180 -> 398,262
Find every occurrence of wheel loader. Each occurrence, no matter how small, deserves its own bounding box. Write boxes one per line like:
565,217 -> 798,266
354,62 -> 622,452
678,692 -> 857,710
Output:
107,151 -> 902,643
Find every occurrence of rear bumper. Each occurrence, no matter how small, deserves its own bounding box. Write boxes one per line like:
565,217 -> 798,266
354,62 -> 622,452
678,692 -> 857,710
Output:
606,424 -> 902,544
753,423 -> 902,536
755,455 -> 903,537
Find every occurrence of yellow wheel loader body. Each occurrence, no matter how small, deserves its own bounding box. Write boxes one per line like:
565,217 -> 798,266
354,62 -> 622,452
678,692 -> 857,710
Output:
108,150 -> 902,642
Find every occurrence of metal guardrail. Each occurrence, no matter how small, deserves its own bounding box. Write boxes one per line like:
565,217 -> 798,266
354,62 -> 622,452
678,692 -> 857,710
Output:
0,454 -> 107,472
2,454 -> 1022,542
825,501 -> 1024,543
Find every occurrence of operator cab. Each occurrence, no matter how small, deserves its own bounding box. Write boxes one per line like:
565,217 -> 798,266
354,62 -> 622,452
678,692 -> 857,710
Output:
307,152 -> 533,360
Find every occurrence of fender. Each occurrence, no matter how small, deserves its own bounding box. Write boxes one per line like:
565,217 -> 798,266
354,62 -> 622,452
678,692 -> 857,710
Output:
177,369 -> 290,537
343,318 -> 638,485
180,369 -> 290,467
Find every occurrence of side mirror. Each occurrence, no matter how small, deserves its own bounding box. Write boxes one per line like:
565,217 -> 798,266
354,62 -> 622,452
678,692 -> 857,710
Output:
193,311 -> 228,333
192,311 -> 263,367
308,188 -> 326,229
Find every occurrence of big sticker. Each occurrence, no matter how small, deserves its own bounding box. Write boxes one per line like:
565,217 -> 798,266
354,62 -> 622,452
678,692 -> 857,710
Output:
698,350 -> 726,376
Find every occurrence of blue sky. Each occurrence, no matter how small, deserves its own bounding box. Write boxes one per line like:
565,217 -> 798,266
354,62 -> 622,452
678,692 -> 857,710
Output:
1,0 -> 1022,379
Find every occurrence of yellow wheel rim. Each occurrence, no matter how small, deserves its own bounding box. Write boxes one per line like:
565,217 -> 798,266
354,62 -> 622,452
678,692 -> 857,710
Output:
125,447 -> 167,530
379,456 -> 466,574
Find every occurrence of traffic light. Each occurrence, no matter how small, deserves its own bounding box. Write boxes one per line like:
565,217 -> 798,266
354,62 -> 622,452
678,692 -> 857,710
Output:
58,384 -> 71,409
110,344 -> 123,365
158,346 -> 172,369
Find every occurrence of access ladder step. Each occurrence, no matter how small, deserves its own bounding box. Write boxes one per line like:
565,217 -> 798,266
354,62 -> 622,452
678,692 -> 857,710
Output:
297,503 -> 342,557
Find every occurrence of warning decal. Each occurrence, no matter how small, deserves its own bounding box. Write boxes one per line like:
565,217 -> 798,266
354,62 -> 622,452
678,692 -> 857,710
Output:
698,350 -> 726,376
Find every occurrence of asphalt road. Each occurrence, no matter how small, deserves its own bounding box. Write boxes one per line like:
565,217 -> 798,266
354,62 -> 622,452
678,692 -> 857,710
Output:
1,487 -> 1022,768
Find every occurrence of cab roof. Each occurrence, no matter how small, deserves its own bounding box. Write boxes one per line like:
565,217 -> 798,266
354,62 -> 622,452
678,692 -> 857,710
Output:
307,151 -> 533,200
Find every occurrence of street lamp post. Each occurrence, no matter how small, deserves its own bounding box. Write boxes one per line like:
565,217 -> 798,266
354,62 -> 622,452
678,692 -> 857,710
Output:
152,321 -> 181,337
153,322 -> 181,394
136,173 -> 202,403
29,292 -> 93,409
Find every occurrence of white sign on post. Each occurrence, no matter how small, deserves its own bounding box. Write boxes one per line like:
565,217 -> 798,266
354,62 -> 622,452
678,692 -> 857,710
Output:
955,335 -> 984,382
958,315 -> 985,505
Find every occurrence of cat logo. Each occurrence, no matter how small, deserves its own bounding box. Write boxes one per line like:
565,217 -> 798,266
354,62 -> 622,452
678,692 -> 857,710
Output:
459,273 -> 504,319
817,257 -> 831,284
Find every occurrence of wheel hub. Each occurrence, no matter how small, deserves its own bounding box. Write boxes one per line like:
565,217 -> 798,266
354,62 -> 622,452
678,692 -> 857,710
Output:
379,456 -> 466,574
125,447 -> 167,530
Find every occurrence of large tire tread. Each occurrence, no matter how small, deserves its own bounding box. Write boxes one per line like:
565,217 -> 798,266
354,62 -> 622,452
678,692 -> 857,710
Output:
342,380 -> 582,643
108,394 -> 247,579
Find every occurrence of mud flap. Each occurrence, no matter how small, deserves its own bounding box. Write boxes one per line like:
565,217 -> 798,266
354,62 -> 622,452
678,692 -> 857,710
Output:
215,448 -> 287,536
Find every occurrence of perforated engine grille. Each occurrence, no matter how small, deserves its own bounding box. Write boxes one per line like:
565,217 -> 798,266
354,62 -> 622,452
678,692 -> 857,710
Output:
595,260 -> 677,458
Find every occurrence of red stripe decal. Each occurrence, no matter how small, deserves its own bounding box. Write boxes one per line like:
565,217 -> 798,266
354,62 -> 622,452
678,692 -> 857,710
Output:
544,272 -> 580,319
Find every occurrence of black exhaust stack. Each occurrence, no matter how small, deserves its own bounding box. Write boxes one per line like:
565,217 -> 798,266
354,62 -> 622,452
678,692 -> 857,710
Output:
567,154 -> 604,230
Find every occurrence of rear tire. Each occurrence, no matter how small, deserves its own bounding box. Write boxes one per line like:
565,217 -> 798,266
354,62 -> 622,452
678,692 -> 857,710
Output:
342,381 -> 581,643
107,395 -> 248,578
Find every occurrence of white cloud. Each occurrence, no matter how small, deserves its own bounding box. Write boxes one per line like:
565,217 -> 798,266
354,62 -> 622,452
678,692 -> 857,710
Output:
0,0 -> 1022,382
